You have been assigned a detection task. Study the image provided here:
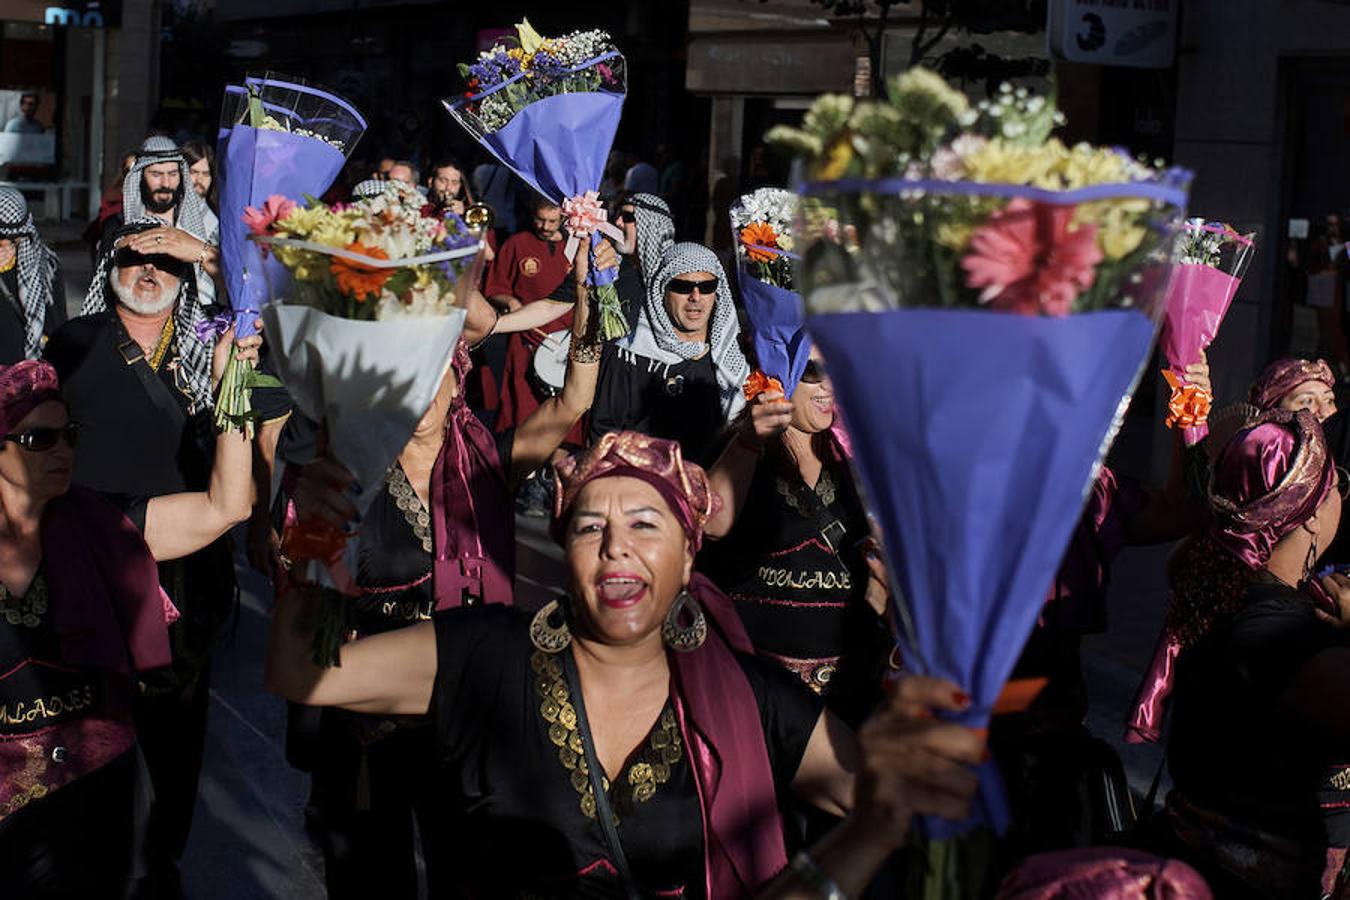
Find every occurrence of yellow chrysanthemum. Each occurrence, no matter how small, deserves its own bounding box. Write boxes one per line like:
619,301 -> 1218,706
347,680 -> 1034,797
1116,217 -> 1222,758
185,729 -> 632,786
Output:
1055,143 -> 1133,189
516,18 -> 545,54
1075,198 -> 1151,260
817,135 -> 854,180
273,204 -> 327,238
962,138 -> 1067,188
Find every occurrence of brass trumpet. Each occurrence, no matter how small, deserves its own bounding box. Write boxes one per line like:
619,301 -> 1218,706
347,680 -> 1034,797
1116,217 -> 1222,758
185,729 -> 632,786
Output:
464,202 -> 494,233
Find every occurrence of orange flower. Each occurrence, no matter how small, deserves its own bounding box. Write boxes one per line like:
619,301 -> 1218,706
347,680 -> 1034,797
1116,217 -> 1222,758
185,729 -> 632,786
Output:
743,370 -> 785,401
331,242 -> 393,301
1162,369 -> 1212,429
739,222 -> 780,264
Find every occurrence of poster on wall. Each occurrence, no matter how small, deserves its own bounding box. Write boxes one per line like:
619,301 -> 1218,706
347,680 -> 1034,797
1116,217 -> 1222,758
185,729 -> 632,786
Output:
0,89 -> 54,165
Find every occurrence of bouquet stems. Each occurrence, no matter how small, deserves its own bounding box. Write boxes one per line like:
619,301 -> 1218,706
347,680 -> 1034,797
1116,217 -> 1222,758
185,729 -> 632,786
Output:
213,353 -> 282,438
595,281 -> 627,341
902,829 -> 995,900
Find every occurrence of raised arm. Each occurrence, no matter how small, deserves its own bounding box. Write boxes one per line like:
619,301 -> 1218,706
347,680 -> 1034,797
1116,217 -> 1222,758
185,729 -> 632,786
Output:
264,582 -> 437,714
1124,355 -> 1213,545
508,240 -> 618,484
141,330 -> 258,560
494,299 -> 572,335
705,393 -> 793,539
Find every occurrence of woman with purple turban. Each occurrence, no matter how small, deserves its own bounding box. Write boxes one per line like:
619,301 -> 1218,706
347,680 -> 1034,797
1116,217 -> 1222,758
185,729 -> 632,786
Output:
1250,358 -> 1337,421
267,431 -> 982,897
0,332 -> 257,896
1139,409 -> 1350,898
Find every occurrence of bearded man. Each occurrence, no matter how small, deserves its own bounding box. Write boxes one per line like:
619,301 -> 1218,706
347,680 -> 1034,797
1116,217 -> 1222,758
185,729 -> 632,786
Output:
101,136 -> 221,310
44,220 -> 239,899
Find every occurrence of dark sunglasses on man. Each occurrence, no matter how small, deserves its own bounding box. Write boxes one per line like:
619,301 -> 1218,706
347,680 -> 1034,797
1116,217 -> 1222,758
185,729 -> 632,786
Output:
113,247 -> 186,275
667,277 -> 718,297
4,422 -> 80,452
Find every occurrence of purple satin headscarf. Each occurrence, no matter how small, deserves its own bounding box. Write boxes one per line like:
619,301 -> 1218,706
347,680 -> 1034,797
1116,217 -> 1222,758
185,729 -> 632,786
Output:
996,848 -> 1212,900
1209,409 -> 1334,568
430,339 -> 514,609
1249,358 -> 1334,411
1127,408 -> 1334,743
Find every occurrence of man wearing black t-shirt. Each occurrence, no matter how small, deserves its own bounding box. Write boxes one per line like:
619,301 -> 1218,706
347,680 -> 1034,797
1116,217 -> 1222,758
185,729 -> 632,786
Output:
44,223 -> 258,899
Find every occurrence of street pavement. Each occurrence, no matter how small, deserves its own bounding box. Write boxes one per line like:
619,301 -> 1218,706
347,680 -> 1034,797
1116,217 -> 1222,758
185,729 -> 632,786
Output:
44,226 -> 1183,897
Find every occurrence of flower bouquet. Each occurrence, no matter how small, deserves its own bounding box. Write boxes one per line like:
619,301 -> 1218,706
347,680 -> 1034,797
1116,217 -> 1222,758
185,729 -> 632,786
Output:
770,71 -> 1191,894
731,188 -> 810,397
1159,219 -> 1255,443
254,181 -> 486,660
214,75 -> 366,436
444,19 -> 628,339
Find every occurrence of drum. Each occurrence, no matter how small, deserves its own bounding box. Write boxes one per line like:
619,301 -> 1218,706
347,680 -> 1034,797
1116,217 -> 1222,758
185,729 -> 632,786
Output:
530,331 -> 572,393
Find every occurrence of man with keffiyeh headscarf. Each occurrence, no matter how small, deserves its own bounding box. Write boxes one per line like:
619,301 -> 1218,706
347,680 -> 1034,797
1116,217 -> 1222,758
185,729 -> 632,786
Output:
100,136 -> 221,311
590,241 -> 749,466
0,187 -> 64,363
43,220 -> 237,898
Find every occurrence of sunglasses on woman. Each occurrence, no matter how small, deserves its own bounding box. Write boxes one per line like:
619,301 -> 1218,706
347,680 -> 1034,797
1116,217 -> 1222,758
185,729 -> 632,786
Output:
4,422 -> 80,452
800,360 -> 827,384
667,277 -> 718,296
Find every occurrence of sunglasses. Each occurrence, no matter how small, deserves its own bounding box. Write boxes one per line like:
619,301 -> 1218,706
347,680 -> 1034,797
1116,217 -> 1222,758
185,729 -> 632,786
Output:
800,360 -> 827,384
615,207 -> 635,225
5,422 -> 80,452
667,277 -> 718,296
113,248 -> 183,274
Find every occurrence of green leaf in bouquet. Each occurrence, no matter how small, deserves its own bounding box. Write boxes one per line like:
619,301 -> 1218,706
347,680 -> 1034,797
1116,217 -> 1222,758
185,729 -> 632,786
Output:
456,62 -> 471,79
384,266 -> 418,302
247,85 -> 265,129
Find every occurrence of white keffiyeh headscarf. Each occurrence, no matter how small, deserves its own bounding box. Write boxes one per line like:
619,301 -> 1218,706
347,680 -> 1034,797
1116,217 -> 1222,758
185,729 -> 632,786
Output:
0,188 -> 60,359
124,136 -> 217,307
618,241 -> 748,420
630,193 -> 674,283
80,219 -> 214,414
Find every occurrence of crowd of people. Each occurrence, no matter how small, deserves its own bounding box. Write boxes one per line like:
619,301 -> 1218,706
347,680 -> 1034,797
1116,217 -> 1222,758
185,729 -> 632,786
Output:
0,119 -> 1345,900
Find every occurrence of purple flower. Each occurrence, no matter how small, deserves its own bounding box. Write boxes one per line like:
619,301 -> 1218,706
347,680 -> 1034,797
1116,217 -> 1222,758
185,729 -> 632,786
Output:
530,50 -> 568,80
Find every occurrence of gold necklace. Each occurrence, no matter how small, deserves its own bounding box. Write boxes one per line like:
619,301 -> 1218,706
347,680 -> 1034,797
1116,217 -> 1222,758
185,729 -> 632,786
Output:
146,317 -> 174,371
385,465 -> 433,554
0,573 -> 47,629
529,650 -> 682,822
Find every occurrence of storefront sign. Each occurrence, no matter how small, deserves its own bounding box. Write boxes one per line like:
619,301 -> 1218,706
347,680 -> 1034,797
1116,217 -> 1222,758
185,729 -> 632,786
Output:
42,0 -> 118,27
1047,0 -> 1176,69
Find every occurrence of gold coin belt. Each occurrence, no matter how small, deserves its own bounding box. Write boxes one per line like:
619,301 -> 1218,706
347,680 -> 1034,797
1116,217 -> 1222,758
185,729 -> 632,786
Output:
386,465 -> 434,554
0,574 -> 47,629
530,650 -> 682,823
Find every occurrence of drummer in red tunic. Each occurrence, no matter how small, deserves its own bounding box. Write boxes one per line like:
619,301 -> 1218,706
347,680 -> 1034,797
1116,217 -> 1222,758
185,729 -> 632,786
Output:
485,196 -> 580,511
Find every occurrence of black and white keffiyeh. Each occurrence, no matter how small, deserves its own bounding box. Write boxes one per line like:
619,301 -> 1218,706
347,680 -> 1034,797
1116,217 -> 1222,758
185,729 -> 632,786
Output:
0,187 -> 60,359
630,192 -> 674,283
124,136 -> 218,307
81,219 -> 214,414
618,241 -> 749,420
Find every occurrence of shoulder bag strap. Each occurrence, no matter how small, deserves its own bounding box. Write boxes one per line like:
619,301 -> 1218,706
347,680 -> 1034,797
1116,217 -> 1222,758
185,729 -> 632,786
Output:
561,650 -> 643,900
102,313 -> 187,432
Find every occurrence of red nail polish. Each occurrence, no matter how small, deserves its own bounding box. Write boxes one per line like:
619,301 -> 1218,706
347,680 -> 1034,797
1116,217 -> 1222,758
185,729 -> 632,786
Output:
953,690 -> 971,708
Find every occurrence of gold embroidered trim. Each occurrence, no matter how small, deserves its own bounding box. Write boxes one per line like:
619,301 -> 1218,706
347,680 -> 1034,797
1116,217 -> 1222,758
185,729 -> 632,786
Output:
776,469 -> 837,517
1330,768 -> 1350,792
386,464 -> 433,554
0,573 -> 47,628
529,650 -> 681,822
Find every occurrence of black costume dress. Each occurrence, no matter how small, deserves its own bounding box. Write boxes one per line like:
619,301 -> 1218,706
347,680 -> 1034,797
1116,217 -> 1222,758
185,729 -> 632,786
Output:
429,606 -> 821,898
1160,578 -> 1350,898
589,345 -> 726,467
699,449 -> 888,727
313,432 -> 515,899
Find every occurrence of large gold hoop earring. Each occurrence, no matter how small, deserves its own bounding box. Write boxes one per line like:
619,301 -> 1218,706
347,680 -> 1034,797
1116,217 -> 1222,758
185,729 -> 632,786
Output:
530,598 -> 572,653
662,588 -> 707,652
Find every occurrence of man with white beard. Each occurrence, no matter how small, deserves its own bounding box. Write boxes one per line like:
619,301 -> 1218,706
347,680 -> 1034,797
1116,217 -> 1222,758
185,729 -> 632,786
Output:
44,220 -> 235,900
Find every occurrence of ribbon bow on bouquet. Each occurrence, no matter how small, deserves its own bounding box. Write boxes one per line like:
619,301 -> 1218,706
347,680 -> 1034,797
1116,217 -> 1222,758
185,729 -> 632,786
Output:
562,190 -> 624,262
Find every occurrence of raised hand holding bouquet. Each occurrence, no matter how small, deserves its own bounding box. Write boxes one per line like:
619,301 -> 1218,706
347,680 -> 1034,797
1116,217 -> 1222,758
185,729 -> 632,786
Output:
214,75 -> 366,436
445,19 -> 628,339
769,71 -> 1191,893
1159,219 -> 1255,443
731,188 -> 809,399
254,180 -> 485,662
